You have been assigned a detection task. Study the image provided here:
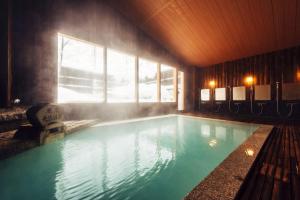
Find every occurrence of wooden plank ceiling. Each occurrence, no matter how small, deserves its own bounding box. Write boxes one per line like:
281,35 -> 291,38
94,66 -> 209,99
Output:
108,0 -> 300,67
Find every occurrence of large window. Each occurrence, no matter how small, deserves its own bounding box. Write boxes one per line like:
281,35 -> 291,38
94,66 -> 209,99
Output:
57,34 -> 182,105
57,34 -> 104,103
138,58 -> 158,102
161,64 -> 176,102
107,49 -> 136,103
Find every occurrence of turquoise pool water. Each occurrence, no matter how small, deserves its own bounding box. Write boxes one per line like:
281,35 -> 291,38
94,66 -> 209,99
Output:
0,115 -> 258,200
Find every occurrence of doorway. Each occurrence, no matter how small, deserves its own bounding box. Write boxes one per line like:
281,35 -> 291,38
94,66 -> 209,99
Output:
178,71 -> 185,111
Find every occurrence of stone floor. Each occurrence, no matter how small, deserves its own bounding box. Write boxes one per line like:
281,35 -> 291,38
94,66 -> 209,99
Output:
0,106 -> 27,122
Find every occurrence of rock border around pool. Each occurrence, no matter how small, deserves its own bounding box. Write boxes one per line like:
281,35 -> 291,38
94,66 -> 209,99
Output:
184,124 -> 273,200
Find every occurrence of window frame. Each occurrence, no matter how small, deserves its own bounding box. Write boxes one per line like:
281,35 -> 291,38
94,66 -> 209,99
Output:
57,33 -> 180,105
160,64 -> 177,103
106,48 -> 137,103
138,57 -> 159,103
57,33 -> 105,103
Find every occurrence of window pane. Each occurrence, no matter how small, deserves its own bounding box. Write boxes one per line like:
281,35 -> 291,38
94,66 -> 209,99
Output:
139,58 -> 158,102
161,64 -> 176,102
57,34 -> 104,103
107,49 -> 135,102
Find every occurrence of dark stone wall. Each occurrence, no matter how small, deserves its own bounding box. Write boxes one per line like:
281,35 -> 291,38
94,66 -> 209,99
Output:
0,0 -> 12,107
10,0 -> 195,118
12,0 -> 185,104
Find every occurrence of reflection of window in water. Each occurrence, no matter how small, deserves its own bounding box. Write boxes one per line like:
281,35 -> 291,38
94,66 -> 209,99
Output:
215,127 -> 227,140
107,49 -> 135,103
57,34 -> 104,103
55,140 -> 108,199
201,124 -> 210,138
232,129 -> 248,144
161,64 -> 176,102
139,58 -> 158,102
137,129 -> 173,174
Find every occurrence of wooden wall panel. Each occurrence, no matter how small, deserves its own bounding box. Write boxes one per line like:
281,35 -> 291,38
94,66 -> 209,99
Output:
194,46 -> 300,108
297,0 -> 300,44
109,0 -> 300,66
272,0 -> 298,48
196,46 -> 300,89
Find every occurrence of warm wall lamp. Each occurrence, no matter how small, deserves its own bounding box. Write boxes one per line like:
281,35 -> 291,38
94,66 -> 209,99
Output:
208,80 -> 216,103
209,80 -> 216,88
245,75 -> 255,113
244,76 -> 254,86
297,70 -> 300,81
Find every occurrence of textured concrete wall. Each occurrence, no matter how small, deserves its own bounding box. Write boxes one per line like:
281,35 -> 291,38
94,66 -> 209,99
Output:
12,0 -> 183,103
0,0 -> 12,107
10,0 -> 195,119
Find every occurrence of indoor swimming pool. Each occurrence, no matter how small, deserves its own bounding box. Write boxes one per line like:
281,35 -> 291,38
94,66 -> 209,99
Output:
0,115 -> 259,200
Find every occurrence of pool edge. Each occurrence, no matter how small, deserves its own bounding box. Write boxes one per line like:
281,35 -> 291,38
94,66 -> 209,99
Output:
184,124 -> 273,200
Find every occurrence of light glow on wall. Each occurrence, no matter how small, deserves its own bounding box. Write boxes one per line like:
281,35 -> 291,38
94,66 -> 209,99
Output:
209,80 -> 216,88
244,76 -> 255,86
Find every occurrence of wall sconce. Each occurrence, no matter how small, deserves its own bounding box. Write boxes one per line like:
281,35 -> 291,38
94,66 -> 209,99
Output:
209,80 -> 216,88
244,76 -> 254,86
209,80 -> 216,103
245,75 -> 255,113
297,70 -> 300,81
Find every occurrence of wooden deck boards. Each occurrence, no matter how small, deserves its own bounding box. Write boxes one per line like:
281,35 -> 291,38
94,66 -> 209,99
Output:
235,125 -> 300,200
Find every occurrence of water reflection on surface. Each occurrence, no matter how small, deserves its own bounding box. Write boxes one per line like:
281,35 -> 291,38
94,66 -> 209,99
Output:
0,116 -> 258,200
